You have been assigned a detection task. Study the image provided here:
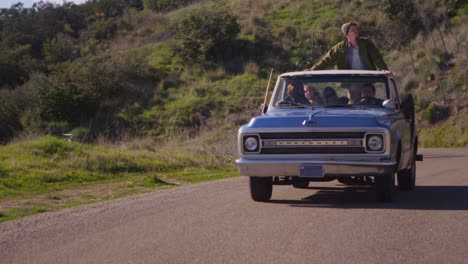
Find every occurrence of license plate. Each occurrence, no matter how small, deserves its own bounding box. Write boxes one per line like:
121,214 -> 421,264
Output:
299,164 -> 324,178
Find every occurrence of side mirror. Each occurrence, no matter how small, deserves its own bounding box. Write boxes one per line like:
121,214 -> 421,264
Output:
400,94 -> 415,120
383,99 -> 396,110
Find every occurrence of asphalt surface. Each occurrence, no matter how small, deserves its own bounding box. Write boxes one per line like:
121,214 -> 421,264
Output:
1,148 -> 468,264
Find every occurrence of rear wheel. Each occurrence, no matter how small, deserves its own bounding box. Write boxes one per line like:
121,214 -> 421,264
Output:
250,177 -> 272,202
375,174 -> 394,202
398,151 -> 416,190
402,94 -> 416,139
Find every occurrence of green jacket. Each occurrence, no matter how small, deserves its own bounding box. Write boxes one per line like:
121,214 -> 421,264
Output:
311,38 -> 388,70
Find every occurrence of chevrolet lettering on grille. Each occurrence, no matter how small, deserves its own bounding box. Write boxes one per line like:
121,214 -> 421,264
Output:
262,139 -> 363,148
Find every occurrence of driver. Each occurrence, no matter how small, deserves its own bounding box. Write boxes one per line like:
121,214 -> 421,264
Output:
360,83 -> 383,106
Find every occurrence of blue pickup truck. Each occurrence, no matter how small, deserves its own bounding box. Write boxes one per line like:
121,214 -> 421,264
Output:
236,70 -> 423,202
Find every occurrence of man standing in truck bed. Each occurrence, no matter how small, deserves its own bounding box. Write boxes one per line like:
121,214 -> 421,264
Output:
310,20 -> 388,71
307,20 -> 388,102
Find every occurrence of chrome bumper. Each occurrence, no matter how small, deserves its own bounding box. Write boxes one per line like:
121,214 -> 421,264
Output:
236,158 -> 396,177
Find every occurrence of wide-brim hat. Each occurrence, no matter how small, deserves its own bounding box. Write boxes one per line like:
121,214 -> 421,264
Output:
341,20 -> 359,35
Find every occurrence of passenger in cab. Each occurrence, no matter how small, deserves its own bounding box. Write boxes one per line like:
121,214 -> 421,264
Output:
323,87 -> 349,105
284,81 -> 309,105
323,87 -> 338,105
304,85 -> 324,105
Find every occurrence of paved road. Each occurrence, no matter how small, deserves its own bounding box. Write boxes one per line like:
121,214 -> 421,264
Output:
1,148 -> 468,264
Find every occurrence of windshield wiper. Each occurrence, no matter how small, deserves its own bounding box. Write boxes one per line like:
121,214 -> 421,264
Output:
323,104 -> 353,108
353,104 -> 382,108
277,101 -> 307,108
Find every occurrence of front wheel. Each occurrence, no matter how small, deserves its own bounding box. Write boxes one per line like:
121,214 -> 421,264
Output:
250,177 -> 272,202
375,174 -> 394,202
398,153 -> 416,190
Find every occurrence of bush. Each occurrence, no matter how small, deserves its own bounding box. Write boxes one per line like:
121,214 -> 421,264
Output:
43,33 -> 78,64
37,53 -> 156,131
0,63 -> 29,88
0,77 -> 41,142
31,136 -> 72,157
143,0 -> 190,12
173,5 -> 240,66
0,161 -> 8,178
70,127 -> 92,143
93,19 -> 119,40
422,103 -> 451,124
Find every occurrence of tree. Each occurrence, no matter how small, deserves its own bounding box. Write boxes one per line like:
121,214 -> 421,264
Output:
382,0 -> 424,45
0,63 -> 28,88
173,6 -> 240,66
43,33 -> 77,64
143,0 -> 188,12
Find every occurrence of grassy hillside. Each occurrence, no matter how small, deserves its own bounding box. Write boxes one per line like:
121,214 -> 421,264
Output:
1,0 -> 466,145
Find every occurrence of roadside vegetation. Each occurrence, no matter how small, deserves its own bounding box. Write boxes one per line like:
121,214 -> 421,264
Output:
0,133 -> 237,221
0,0 -> 466,220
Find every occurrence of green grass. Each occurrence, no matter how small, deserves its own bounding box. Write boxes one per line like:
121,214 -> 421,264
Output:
137,71 -> 264,137
0,203 -> 49,222
266,1 -> 338,31
417,102 -> 468,148
419,122 -> 468,147
0,135 -> 238,222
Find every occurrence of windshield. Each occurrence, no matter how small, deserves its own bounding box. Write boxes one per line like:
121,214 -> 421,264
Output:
271,76 -> 389,109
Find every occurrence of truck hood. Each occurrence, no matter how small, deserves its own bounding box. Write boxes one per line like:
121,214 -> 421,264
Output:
244,108 -> 395,129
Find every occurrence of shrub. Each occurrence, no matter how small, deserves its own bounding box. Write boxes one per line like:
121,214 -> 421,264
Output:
143,0 -> 191,12
31,136 -> 72,157
93,19 -> 119,40
0,77 -> 41,142
70,127 -> 92,143
43,33 -> 78,64
173,5 -> 240,66
422,103 -> 451,124
0,161 -> 8,178
0,63 -> 29,88
37,53 -> 156,133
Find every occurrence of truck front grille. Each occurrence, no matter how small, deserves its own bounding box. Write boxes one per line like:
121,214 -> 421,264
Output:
259,132 -> 366,154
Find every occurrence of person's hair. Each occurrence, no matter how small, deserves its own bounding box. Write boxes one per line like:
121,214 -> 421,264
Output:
287,81 -> 306,99
342,20 -> 359,35
363,83 -> 376,93
304,85 -> 317,93
323,86 -> 337,98
287,83 -> 295,96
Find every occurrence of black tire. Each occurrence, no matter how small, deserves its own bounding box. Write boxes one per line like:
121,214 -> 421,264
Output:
338,176 -> 373,185
292,178 -> 309,188
375,174 -> 394,202
250,177 -> 272,202
398,149 -> 416,191
337,178 -> 350,185
401,94 -> 415,139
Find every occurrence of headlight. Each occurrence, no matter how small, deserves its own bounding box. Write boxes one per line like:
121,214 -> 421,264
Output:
367,135 -> 384,152
245,137 -> 259,151
243,135 -> 260,153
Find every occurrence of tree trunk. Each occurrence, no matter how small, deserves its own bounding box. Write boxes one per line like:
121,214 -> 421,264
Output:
409,44 -> 416,72
429,31 -> 437,50
438,26 -> 449,55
